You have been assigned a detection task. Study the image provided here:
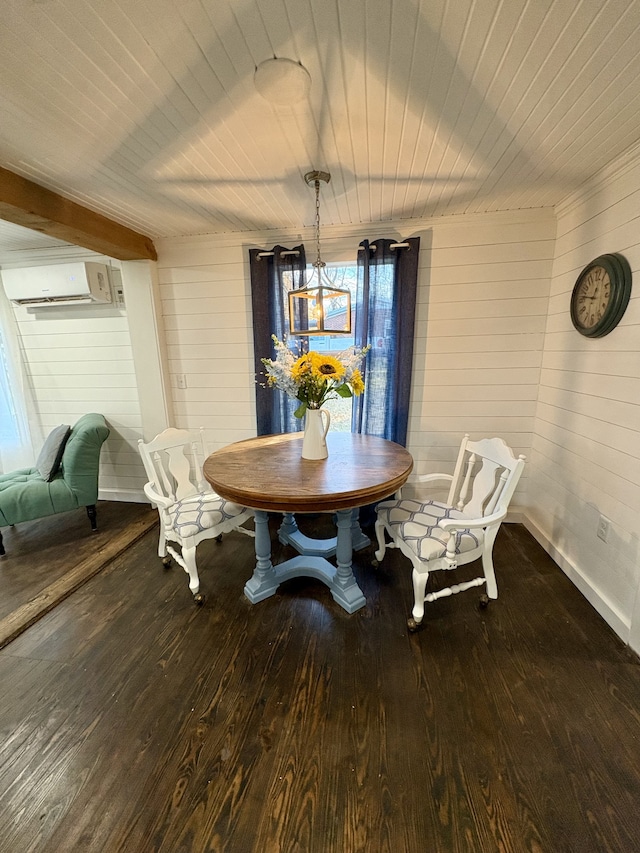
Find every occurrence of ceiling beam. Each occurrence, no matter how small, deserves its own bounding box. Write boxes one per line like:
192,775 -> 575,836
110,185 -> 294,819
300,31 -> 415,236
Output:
0,166 -> 157,261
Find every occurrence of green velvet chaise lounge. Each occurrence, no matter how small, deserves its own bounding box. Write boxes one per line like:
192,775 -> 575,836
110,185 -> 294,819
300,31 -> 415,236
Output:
0,413 -> 110,556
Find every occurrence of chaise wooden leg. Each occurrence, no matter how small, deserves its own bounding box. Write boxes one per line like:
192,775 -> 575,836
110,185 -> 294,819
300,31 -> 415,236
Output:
86,504 -> 98,532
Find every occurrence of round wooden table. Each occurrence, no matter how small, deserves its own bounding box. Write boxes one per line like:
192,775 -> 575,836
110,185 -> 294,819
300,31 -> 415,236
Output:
203,432 -> 413,613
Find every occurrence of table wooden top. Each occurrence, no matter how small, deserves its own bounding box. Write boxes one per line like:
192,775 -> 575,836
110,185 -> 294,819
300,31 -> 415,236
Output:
203,432 -> 413,513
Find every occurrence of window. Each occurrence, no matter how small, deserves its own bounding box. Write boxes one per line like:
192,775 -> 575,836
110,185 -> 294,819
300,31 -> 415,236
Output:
0,331 -> 21,448
282,263 -> 358,432
0,287 -> 34,472
250,236 -> 419,445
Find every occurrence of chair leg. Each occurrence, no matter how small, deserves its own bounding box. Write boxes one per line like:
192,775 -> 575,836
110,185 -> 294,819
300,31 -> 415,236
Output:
0,530 -> 4,556
158,526 -> 169,561
180,544 -> 203,602
86,504 -> 97,532
409,568 -> 430,631
373,518 -> 388,562
482,530 -> 499,599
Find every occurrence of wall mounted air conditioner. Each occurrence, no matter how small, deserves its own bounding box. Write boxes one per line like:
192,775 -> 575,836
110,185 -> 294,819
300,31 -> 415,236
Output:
1,262 -> 113,306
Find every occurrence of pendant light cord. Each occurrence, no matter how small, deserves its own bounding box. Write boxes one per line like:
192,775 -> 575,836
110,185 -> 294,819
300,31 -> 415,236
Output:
314,178 -> 325,272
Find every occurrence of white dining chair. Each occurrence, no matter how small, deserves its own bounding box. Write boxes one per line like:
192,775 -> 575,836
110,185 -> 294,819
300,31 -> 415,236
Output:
138,427 -> 254,604
373,435 -> 526,631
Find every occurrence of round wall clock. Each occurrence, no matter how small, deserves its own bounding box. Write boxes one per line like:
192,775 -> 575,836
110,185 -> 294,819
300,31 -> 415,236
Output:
570,253 -> 632,338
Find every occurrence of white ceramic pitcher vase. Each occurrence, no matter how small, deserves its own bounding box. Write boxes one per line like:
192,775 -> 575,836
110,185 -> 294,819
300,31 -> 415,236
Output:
301,408 -> 330,460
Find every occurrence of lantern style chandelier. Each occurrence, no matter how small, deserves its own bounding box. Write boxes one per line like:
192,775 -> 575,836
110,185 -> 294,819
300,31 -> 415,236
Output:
288,170 -> 352,336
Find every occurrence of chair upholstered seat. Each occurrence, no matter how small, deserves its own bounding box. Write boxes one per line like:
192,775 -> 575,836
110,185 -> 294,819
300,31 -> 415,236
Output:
376,499 -> 482,564
167,495 -> 248,539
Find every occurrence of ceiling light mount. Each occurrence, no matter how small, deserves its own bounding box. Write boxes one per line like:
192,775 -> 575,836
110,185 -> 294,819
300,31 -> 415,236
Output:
254,58 -> 311,105
304,170 -> 331,186
288,169 -> 352,337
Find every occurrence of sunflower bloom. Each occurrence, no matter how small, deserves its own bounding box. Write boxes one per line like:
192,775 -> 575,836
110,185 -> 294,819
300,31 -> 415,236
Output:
310,354 -> 345,381
291,354 -> 313,380
351,369 -> 365,396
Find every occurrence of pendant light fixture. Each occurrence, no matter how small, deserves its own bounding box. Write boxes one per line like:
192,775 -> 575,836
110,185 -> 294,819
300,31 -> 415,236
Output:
288,170 -> 352,336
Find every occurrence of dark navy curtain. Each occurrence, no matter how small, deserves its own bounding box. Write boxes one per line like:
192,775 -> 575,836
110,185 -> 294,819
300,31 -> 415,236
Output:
352,237 -> 420,447
250,245 -> 306,435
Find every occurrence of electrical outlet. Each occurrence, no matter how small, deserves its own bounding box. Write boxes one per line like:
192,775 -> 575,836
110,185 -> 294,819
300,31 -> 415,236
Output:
176,374 -> 187,389
597,515 -> 611,543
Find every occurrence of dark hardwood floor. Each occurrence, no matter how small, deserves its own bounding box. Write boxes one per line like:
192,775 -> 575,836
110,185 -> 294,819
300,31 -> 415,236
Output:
0,500 -> 156,622
1,510 -> 639,853
0,501 -> 157,649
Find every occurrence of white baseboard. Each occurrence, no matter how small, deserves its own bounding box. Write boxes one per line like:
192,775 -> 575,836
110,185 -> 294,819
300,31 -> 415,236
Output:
98,488 -> 148,504
521,514 -> 630,646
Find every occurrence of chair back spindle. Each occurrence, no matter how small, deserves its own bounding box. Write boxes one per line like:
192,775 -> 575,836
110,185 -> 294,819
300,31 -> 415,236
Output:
192,428 -> 211,494
485,469 -> 509,516
153,449 -> 177,500
456,452 -> 476,511
164,445 -> 197,501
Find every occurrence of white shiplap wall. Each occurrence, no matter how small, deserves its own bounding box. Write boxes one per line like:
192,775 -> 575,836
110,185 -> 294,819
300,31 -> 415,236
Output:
156,240 -> 257,451
156,208 -> 556,507
526,151 -> 640,650
408,212 -> 554,505
3,261 -> 146,501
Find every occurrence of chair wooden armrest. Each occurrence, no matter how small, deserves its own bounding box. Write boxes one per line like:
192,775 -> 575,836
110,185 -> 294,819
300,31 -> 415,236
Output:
438,508 -> 507,532
416,473 -> 454,484
143,482 -> 174,509
396,472 -> 453,499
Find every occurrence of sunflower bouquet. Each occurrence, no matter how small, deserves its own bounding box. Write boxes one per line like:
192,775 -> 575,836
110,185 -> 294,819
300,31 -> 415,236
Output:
262,335 -> 370,419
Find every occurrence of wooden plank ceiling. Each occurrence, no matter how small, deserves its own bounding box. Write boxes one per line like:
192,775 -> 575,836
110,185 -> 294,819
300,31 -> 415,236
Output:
1,0 -> 640,255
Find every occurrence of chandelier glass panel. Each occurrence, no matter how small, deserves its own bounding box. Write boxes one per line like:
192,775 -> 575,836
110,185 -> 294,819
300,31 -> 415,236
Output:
288,171 -> 352,336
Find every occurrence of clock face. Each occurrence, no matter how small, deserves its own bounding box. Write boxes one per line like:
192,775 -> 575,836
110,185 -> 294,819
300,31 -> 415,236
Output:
573,265 -> 611,331
570,253 -> 632,338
